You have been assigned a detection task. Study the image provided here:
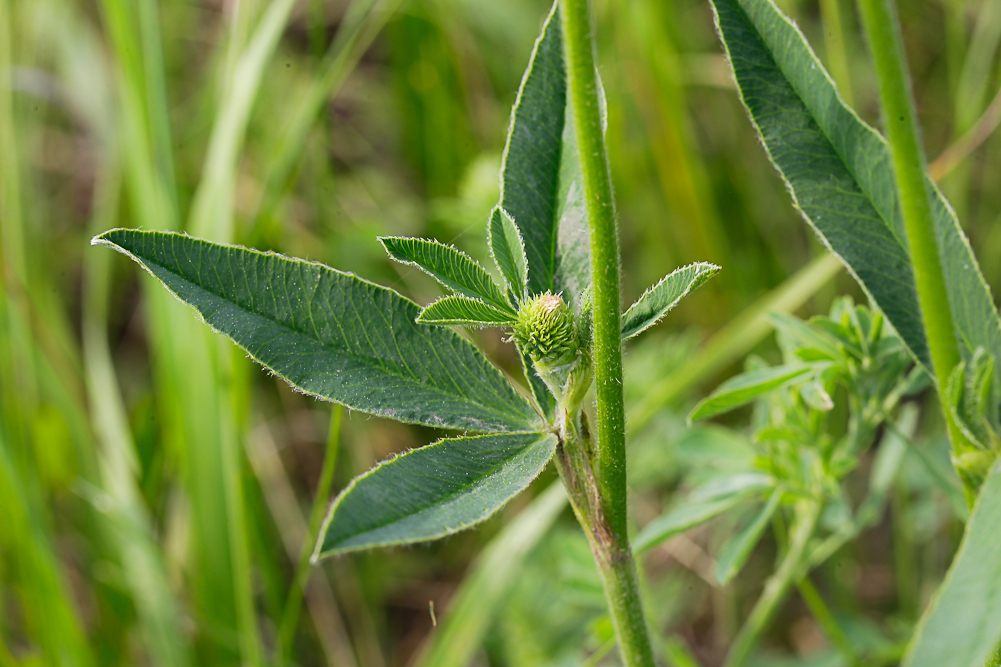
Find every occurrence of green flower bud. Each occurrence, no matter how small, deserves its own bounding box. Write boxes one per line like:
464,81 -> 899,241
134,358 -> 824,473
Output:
512,292 -> 579,367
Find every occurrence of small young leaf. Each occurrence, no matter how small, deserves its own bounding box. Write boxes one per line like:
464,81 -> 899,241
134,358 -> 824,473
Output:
903,462 -> 1001,667
313,432 -> 557,558
715,488 -> 782,585
769,312 -> 842,362
634,493 -> 747,553
621,262 -> 720,341
488,207 -> 529,301
93,229 -> 539,433
689,472 -> 774,502
689,365 -> 814,422
380,236 -> 513,313
417,295 -> 517,327
710,0 -> 1001,379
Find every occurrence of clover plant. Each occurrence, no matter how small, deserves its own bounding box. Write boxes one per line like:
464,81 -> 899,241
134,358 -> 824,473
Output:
93,2 -> 717,663
92,0 -> 1001,662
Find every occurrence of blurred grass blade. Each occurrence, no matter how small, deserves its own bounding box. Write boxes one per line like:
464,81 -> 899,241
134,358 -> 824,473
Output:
621,262 -> 720,341
246,421 -> 357,667
380,236 -> 514,312
0,433 -> 95,667
709,0 -> 1001,376
411,482 -> 567,667
254,0 -> 400,223
315,432 -> 557,557
634,493 -> 746,553
188,0 -> 296,240
83,167 -> 192,667
715,488 -> 781,585
93,229 -> 539,432
689,365 -> 813,422
903,462 -> 1001,667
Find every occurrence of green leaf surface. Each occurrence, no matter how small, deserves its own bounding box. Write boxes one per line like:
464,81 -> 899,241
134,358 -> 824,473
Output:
417,296 -> 516,327
93,229 -> 539,433
710,0 -> 1001,375
488,207 -> 529,302
689,364 -> 813,422
314,432 -> 557,557
769,312 -> 842,361
904,462 -> 1001,667
634,492 -> 747,553
499,2 -> 590,305
715,488 -> 782,584
380,236 -> 513,313
621,262 -> 720,341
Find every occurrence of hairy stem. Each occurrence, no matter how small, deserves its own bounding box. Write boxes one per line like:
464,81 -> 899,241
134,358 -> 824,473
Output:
560,0 -> 656,664
560,0 -> 627,542
724,499 -> 822,667
553,418 -> 656,667
856,0 -> 975,491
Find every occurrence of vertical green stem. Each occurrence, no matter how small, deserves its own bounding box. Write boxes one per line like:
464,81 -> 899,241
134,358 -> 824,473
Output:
561,0 -> 626,553
723,499 -> 822,667
560,2 -> 655,665
278,405 -> 343,664
856,0 -> 973,474
797,577 -> 857,666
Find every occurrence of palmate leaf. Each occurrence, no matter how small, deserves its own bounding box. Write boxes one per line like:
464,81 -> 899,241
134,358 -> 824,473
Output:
93,229 -> 539,433
314,432 -> 557,557
488,207 -> 529,302
380,236 -> 514,314
417,295 -> 516,327
621,262 -> 720,341
710,0 -> 1001,379
500,1 -> 590,308
904,462 -> 1001,667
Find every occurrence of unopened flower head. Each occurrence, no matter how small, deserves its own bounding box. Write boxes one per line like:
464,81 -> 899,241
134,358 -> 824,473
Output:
512,292 -> 579,366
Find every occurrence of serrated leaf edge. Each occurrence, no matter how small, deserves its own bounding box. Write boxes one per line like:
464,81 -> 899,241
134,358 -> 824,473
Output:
312,431 -> 557,559
621,261 -> 721,341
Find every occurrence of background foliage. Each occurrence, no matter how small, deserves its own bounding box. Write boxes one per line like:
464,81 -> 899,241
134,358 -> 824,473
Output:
1,0 -> 999,664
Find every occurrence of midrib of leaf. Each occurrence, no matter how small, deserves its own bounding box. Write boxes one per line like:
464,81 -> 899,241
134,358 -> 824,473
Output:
97,232 -> 537,430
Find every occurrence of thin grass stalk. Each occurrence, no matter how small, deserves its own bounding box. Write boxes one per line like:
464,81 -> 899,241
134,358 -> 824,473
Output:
0,0 -> 38,446
278,405 -> 344,663
246,420 -> 357,666
253,0 -> 398,227
83,161 -> 192,667
560,0 -> 656,664
818,0 -> 853,107
723,499 -> 822,667
856,0 -> 976,498
188,0 -> 296,241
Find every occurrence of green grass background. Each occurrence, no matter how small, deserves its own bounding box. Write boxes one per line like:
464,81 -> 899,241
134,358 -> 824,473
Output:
0,0 -> 998,664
